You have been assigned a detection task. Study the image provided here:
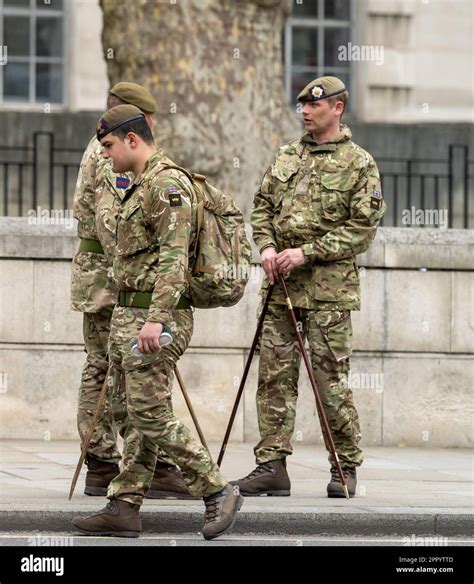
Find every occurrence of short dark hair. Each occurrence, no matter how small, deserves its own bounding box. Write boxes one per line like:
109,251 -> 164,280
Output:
326,90 -> 349,117
112,118 -> 154,145
107,94 -> 125,109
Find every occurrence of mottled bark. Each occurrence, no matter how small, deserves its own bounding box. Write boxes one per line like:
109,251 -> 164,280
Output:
100,0 -> 300,216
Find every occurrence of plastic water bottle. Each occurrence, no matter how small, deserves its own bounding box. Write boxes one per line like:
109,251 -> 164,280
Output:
130,327 -> 173,356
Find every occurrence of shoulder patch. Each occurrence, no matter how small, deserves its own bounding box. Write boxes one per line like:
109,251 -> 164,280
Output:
370,190 -> 382,210
167,189 -> 182,207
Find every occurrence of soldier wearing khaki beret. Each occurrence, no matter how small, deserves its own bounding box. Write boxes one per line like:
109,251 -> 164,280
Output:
232,76 -> 386,498
72,105 -> 243,540
71,83 -> 194,501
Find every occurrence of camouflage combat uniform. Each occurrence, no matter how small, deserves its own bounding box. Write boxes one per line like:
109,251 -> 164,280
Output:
71,136 -> 131,464
251,124 -> 386,469
107,150 -> 227,505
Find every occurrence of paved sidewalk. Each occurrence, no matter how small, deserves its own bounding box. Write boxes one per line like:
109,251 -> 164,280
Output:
0,440 -> 472,537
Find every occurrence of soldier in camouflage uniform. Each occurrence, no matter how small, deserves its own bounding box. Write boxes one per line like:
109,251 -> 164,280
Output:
231,77 -> 386,498
72,82 -> 193,499
72,105 -> 243,540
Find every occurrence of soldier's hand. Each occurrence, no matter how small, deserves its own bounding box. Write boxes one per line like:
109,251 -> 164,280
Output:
138,322 -> 164,354
261,247 -> 279,284
275,248 -> 305,274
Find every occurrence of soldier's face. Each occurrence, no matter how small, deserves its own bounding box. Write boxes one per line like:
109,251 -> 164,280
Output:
302,99 -> 336,134
100,134 -> 133,173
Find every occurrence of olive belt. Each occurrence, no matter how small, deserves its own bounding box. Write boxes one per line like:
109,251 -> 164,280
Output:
79,238 -> 104,254
118,290 -> 191,310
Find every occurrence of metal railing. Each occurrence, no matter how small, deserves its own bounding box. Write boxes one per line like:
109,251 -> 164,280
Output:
0,132 -> 82,216
377,144 -> 472,228
0,132 -> 472,228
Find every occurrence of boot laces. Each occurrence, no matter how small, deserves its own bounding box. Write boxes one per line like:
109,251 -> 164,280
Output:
242,463 -> 273,482
204,496 -> 221,524
331,467 -> 355,482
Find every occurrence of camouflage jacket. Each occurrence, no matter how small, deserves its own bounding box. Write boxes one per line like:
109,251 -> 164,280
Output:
114,150 -> 197,325
251,125 -> 386,310
70,136 -> 132,313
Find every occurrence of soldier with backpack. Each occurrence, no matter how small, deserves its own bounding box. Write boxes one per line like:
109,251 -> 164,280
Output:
71,81 -> 197,500
72,104 -> 248,540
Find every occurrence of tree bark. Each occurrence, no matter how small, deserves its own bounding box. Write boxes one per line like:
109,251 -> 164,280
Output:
100,0 -> 300,216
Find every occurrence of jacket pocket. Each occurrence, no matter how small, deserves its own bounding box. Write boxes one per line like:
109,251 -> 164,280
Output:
319,170 -> 355,222
272,159 -> 300,199
116,200 -> 150,256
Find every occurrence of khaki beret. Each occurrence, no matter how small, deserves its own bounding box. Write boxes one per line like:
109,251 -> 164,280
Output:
109,82 -> 157,114
297,76 -> 347,103
96,104 -> 145,141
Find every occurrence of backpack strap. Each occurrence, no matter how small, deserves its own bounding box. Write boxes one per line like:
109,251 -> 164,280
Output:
141,180 -> 152,225
142,163 -> 208,271
158,163 -> 194,184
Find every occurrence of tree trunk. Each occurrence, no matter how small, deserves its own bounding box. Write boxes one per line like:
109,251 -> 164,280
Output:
100,0 -> 299,216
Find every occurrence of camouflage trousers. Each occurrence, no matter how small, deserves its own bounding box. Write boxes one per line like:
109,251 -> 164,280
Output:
77,306 -> 126,464
254,303 -> 363,469
107,306 -> 227,506
77,306 -> 176,468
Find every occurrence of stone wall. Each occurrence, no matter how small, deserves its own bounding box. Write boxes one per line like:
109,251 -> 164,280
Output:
0,219 -> 472,448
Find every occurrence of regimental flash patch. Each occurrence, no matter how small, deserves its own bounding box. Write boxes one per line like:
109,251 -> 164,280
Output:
116,177 -> 130,189
168,192 -> 182,207
370,197 -> 381,210
370,189 -> 382,210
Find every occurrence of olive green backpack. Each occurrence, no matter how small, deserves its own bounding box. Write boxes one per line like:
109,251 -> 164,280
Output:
144,163 -> 252,309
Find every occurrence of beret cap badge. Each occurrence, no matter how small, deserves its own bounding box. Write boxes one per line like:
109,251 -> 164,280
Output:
311,85 -> 324,99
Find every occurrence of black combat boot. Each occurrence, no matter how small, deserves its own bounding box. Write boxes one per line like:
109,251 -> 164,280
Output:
145,461 -> 199,500
202,484 -> 244,540
72,499 -> 142,538
327,466 -> 357,498
230,459 -> 291,496
84,455 -> 120,496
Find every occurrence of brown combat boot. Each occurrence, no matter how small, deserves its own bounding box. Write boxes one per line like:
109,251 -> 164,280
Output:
72,499 -> 142,538
84,455 -> 120,496
230,459 -> 291,496
327,466 -> 357,498
202,483 -> 244,540
145,461 -> 199,500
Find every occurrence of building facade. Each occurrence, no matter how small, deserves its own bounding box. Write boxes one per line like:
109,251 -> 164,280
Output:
1,0 -> 472,122
0,0 -> 472,227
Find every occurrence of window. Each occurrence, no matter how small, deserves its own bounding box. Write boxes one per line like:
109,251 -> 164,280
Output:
285,0 -> 352,106
0,0 -> 65,104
